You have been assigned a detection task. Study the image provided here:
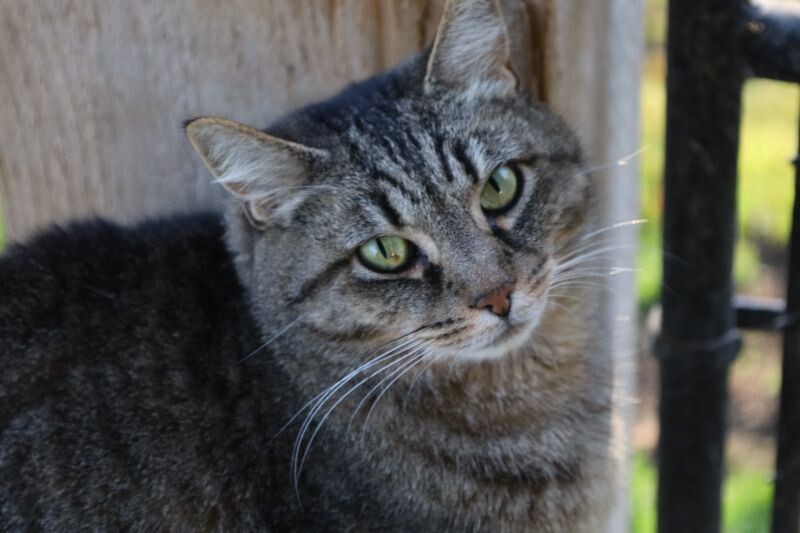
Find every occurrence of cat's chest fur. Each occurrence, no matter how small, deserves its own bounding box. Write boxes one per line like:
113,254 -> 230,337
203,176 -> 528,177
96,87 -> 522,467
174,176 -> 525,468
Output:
303,330 -> 615,532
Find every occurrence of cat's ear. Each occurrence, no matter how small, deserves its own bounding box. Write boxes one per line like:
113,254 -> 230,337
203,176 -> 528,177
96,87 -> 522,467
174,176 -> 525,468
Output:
185,117 -> 327,229
424,0 -> 518,97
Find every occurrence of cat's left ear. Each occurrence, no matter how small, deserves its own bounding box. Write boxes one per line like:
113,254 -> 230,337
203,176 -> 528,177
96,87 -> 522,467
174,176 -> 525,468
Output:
185,117 -> 328,228
424,0 -> 518,97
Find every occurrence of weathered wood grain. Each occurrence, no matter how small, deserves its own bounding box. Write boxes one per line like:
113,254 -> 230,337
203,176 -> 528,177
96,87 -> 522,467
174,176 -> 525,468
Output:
0,0 -> 447,236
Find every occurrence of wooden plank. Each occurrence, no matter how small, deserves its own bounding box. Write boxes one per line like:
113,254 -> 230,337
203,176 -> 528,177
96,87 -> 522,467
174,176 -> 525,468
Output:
0,0 -> 446,237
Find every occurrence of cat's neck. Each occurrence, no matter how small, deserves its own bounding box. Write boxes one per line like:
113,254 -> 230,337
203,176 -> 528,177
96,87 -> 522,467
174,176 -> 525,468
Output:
342,299 -> 613,531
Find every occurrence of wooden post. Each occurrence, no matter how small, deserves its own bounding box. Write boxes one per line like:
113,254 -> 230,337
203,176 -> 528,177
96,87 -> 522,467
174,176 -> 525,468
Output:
0,1 -> 642,529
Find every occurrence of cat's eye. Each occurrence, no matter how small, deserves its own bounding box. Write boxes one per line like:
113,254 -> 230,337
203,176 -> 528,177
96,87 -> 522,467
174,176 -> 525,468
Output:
480,164 -> 520,214
357,235 -> 415,273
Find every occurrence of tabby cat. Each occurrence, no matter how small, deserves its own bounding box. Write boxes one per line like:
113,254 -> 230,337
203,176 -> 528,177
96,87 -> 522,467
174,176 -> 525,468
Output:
0,0 -> 618,530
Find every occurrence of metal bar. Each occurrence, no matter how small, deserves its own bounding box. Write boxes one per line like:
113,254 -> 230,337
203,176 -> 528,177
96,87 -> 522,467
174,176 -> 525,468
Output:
772,119 -> 800,533
657,0 -> 746,530
742,4 -> 800,83
735,295 -> 786,330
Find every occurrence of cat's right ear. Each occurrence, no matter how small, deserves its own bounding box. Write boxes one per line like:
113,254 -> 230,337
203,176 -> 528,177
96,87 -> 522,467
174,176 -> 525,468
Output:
185,117 -> 328,229
424,0 -> 518,98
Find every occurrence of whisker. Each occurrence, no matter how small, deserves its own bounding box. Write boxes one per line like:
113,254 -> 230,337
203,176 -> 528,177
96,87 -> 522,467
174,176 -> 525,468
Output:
284,320 -> 460,499
555,239 -> 636,265
551,271 -> 625,285
573,219 -> 647,244
359,349 -> 431,436
543,297 -> 574,315
290,336 -> 421,475
354,343 -> 433,427
580,145 -> 648,175
554,266 -> 638,277
547,292 -> 585,304
549,280 -> 611,292
662,248 -> 693,268
551,277 -> 613,289
214,183 -> 346,195
288,320 -> 444,496
294,342 -> 427,489
239,315 -> 304,363
345,340 -> 432,429
553,219 -> 646,269
271,327 -> 426,444
557,238 -> 638,261
405,356 -> 438,397
609,266 -> 639,275
555,245 -> 636,272
290,337 -> 421,487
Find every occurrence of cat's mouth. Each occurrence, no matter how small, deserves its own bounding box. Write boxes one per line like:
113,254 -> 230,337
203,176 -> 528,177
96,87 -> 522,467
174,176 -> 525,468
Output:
433,287 -> 548,362
486,322 -> 525,347
480,310 -> 542,356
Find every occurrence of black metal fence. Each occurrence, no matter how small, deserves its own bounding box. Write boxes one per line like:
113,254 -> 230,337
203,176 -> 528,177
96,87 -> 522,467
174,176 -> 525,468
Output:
657,1 -> 800,532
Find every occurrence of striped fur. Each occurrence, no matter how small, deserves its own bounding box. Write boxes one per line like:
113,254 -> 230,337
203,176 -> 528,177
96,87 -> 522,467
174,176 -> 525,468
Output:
1,1 -> 616,531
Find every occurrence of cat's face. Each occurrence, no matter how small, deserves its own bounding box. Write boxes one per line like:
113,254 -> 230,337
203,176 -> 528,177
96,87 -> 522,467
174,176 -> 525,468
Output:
187,0 -> 589,363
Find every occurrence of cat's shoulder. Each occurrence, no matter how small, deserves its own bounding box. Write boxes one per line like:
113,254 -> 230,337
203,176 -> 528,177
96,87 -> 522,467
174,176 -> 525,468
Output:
0,212 -> 245,360
0,212 -> 232,304
1,212 -> 227,277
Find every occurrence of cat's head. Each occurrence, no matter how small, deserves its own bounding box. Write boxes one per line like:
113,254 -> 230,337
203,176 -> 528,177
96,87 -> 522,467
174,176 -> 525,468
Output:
186,0 -> 590,363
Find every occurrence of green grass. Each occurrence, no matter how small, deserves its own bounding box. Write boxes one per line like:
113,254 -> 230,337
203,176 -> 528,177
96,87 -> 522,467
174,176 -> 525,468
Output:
631,454 -> 658,533
632,453 -> 773,533
723,465 -> 774,533
738,80 -> 799,244
637,53 -> 667,307
637,51 -> 799,308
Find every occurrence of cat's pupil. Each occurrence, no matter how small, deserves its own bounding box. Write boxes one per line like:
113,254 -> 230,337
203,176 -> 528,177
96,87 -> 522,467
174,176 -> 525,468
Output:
480,165 -> 519,213
376,238 -> 388,258
357,235 -> 412,273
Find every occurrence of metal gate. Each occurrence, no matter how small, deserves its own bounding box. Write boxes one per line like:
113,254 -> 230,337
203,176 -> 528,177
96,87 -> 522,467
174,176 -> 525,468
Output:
657,0 -> 800,532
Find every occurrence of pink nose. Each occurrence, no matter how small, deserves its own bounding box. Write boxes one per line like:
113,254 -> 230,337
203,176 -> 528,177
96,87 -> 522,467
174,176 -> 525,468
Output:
474,285 -> 513,317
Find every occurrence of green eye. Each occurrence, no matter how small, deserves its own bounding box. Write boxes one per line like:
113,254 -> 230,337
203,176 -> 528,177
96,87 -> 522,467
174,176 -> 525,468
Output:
357,235 -> 415,273
480,164 -> 520,213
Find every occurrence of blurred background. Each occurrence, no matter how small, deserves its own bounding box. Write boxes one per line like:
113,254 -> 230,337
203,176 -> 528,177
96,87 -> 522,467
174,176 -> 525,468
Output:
633,0 -> 800,531
0,0 -> 797,531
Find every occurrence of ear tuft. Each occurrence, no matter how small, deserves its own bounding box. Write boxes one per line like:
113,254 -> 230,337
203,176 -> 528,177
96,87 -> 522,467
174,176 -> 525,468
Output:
425,0 -> 518,97
185,117 -> 327,227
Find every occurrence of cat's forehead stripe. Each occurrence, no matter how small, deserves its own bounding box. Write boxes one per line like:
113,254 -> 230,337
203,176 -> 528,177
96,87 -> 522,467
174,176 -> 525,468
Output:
452,139 -> 480,184
374,190 -> 405,228
433,137 -> 456,183
371,169 -> 419,204
288,257 -> 351,306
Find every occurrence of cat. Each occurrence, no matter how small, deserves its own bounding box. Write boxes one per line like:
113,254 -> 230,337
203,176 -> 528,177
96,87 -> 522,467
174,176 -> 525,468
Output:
0,0 -> 619,531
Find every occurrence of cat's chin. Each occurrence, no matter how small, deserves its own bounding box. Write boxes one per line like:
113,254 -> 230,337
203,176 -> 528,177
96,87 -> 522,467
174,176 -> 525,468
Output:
466,322 -> 539,362
435,303 -> 545,363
